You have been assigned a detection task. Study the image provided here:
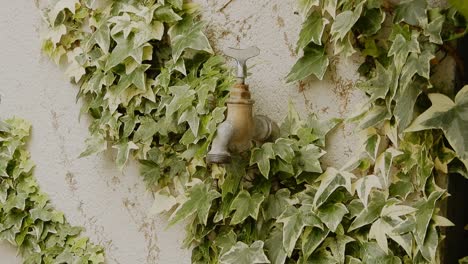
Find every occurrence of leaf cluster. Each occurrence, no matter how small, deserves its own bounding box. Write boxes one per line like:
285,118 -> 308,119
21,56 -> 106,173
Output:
0,118 -> 104,263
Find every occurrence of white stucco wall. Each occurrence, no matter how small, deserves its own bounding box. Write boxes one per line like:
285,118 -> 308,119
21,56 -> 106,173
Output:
0,0 -> 368,263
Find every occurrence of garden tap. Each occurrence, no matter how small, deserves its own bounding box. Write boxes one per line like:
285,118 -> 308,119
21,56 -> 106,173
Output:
206,46 -> 279,164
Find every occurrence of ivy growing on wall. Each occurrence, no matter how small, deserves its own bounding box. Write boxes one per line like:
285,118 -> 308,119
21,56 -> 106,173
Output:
0,118 -> 104,263
35,0 -> 468,263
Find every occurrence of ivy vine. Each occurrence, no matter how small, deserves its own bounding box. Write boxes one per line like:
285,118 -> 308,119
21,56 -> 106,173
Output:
0,118 -> 104,263
34,0 -> 468,263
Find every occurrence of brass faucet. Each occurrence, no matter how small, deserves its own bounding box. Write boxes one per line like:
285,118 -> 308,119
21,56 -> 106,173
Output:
206,47 -> 279,164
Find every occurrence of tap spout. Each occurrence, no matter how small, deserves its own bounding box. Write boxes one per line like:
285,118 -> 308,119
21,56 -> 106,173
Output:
206,121 -> 234,164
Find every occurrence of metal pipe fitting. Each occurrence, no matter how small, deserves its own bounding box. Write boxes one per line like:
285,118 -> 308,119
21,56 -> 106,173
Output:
206,46 -> 279,164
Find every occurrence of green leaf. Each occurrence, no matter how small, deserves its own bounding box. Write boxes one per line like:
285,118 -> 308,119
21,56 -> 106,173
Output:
250,143 -> 275,178
214,230 -> 237,255
298,144 -> 325,174
355,8 -> 386,36
413,190 -> 444,248
133,116 -> 158,142
79,133 -> 107,158
317,203 -> 348,232
330,3 -> 363,42
394,0 -> 428,26
388,32 -> 421,71
113,140 -> 138,170
265,227 -> 288,264
348,191 -> 386,231
149,187 -> 177,215
313,168 -> 354,208
229,190 -> 265,225
301,227 -> 329,261
264,189 -> 298,220
286,44 -> 329,82
352,175 -> 381,207
297,0 -> 319,18
406,86 -> 468,162
219,241 -> 270,264
169,182 -> 220,226
277,205 -> 322,256
322,235 -> 355,263
169,17 -> 213,62
178,106 -> 200,137
296,11 -> 329,51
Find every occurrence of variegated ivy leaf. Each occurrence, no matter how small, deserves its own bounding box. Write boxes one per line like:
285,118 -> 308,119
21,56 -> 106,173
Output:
277,204 -> 322,256
301,226 -> 330,261
375,148 -> 402,189
168,16 -> 213,62
317,203 -> 348,232
413,190 -> 444,251
330,2 -> 363,42
265,227 -> 287,264
149,187 -> 177,215
348,191 -> 386,231
264,189 -> 298,220
229,190 -> 265,225
388,31 -> 421,72
352,175 -> 382,207
449,0 -> 468,19
406,86 -> 468,165
355,8 -> 385,36
219,241 -> 270,264
297,0 -> 319,18
322,235 -> 355,264
286,43 -> 329,82
214,230 -> 238,256
169,182 -> 221,226
313,168 -> 354,208
322,0 -> 337,18
394,0 -> 428,27
48,0 -> 79,25
296,11 -> 329,51
79,133 -> 108,158
113,140 -> 138,171
250,143 -> 275,178
424,12 -> 445,44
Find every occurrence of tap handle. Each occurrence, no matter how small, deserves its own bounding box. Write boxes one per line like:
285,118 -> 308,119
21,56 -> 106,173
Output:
224,46 -> 260,84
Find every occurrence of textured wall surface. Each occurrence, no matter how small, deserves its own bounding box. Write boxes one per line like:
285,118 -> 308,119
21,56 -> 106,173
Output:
0,0 -> 368,263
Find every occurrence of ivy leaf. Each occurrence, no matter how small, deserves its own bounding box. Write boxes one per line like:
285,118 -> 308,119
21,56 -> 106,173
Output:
375,148 -> 402,188
169,182 -> 221,226
214,230 -> 237,255
413,190 -> 444,248
113,140 -> 138,170
286,43 -> 329,82
109,13 -> 134,38
229,190 -> 265,225
220,241 -> 270,264
165,85 -> 196,116
168,17 -> 213,62
79,133 -> 108,158
264,189 -> 298,220
352,175 -> 382,207
322,235 -> 355,263
301,227 -> 330,261
265,227 -> 287,264
406,86 -> 468,162
424,14 -> 444,44
297,0 -> 319,18
48,0 -> 79,25
272,139 -> 295,163
394,0 -> 428,26
317,203 -> 348,232
296,11 -> 329,51
298,144 -> 325,174
133,116 -> 158,142
277,205 -> 322,256
355,8 -> 386,36
313,168 -> 354,208
348,191 -> 386,231
322,0 -> 337,18
178,106 -> 200,137
149,187 -> 176,215
388,32 -> 421,71
330,3 -> 363,42
250,143 -> 275,178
